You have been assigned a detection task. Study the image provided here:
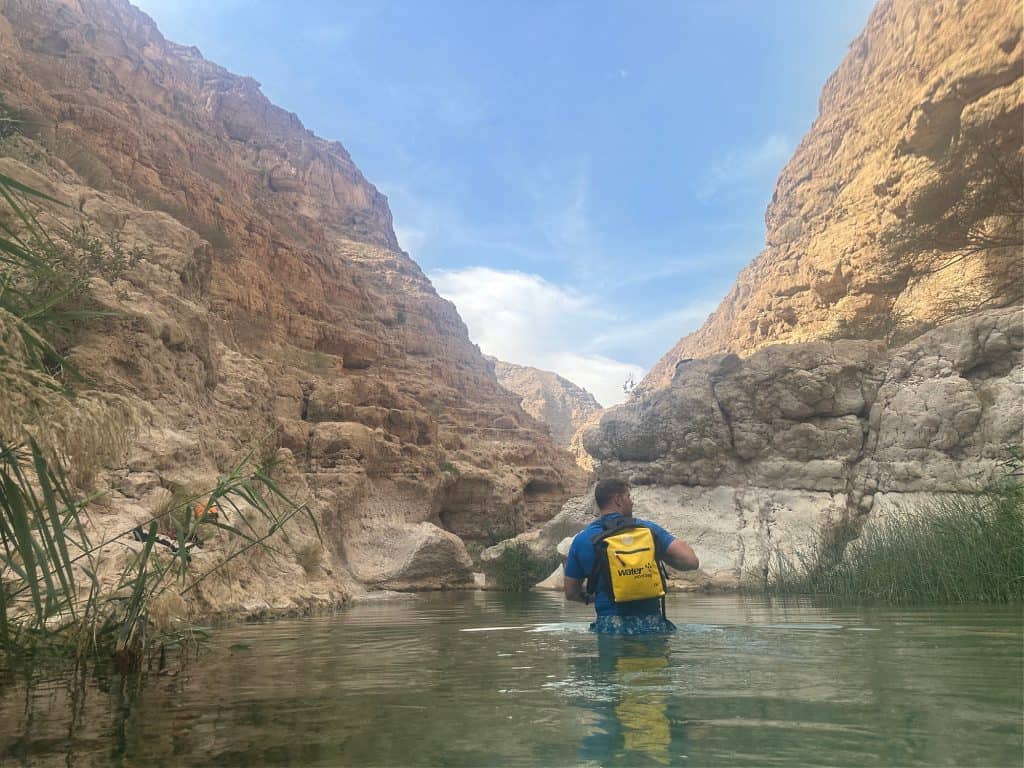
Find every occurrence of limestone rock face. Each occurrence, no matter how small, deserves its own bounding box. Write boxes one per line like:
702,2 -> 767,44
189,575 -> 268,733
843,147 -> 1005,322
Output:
0,0 -> 584,613
491,358 -> 603,448
644,0 -> 1022,391
581,306 -> 1022,587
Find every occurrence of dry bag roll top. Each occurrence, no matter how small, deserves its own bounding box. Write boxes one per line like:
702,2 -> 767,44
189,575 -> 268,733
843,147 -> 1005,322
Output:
589,521 -> 667,603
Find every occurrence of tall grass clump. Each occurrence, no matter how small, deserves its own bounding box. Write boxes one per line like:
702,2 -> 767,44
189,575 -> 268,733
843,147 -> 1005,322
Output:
769,450 -> 1024,604
0,171 -> 316,665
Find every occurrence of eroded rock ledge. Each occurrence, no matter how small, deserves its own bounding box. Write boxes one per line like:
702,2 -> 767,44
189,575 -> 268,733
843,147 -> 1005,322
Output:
517,307 -> 1020,590
0,0 -> 585,619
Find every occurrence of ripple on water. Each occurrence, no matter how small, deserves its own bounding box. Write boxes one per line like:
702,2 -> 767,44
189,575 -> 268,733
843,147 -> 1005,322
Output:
1,592 -> 1020,768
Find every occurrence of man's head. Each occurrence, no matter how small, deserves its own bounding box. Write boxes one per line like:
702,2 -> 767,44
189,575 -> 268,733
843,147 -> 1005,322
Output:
594,479 -> 633,515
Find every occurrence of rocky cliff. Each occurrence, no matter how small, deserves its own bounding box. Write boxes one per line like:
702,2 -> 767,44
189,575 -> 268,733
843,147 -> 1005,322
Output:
491,358 -> 602,448
645,0 -> 1022,391
0,0 -> 584,614
547,0 -> 1024,591
580,306 -> 1021,587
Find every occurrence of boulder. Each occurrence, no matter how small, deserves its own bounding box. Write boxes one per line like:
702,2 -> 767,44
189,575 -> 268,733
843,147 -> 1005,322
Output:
343,522 -> 474,591
479,493 -> 596,583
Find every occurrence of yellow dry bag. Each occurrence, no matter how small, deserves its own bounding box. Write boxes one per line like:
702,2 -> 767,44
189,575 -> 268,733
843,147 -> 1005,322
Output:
598,525 -> 666,603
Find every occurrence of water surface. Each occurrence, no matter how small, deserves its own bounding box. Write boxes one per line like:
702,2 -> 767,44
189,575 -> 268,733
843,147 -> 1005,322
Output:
1,592 -> 1021,766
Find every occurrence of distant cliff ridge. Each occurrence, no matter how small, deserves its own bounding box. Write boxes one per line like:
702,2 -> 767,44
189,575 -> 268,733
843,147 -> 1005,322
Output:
0,0 -> 584,614
644,0 -> 1022,391
491,358 -> 603,448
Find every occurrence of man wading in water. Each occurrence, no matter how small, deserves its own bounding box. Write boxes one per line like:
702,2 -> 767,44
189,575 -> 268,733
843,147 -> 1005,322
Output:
564,479 -> 699,634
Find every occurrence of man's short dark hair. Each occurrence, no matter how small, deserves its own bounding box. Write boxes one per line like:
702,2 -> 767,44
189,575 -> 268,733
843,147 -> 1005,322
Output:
595,479 -> 629,510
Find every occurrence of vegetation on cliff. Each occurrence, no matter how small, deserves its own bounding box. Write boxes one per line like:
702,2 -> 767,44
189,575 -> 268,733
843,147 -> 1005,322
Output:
769,450 -> 1024,604
0,173 -> 311,664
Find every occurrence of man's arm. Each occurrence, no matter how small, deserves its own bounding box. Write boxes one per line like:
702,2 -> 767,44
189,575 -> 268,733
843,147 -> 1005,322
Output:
564,576 -> 588,603
664,539 -> 699,571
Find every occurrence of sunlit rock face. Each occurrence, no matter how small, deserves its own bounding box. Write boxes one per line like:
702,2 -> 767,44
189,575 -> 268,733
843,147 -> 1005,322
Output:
0,0 -> 584,612
574,0 -> 1023,590
644,0 -> 1022,391
491,358 -> 603,449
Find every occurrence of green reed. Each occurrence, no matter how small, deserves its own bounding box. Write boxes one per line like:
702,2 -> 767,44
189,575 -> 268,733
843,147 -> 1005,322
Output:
0,170 -> 317,664
768,451 -> 1024,604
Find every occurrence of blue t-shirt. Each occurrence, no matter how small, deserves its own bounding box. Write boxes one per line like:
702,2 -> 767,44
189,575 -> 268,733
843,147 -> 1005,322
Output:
565,513 -> 676,617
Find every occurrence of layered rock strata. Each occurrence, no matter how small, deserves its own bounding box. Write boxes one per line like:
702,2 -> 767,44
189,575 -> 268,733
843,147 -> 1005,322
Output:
0,0 -> 584,614
569,306 -> 1021,588
491,358 -> 603,448
645,0 -> 1022,391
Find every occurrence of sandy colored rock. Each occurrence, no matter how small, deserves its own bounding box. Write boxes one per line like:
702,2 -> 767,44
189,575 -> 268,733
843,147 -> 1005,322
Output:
479,490 -> 597,586
491,358 -> 603,448
534,564 -> 564,592
644,0 -> 1022,391
577,306 -> 1022,588
344,522 -> 474,591
0,0 -> 585,613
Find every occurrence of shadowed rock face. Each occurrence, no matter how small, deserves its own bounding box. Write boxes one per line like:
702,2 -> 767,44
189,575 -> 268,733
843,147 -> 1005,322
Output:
0,0 -> 584,612
491,358 -> 603,448
644,0 -> 1022,392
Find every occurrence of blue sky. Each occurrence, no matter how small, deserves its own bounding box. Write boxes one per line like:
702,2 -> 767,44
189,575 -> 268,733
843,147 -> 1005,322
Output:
135,0 -> 875,406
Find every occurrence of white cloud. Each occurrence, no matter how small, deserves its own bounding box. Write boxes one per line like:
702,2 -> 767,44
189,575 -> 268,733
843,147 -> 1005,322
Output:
544,353 -> 644,408
696,134 -> 792,201
431,267 -> 638,406
430,266 -> 715,408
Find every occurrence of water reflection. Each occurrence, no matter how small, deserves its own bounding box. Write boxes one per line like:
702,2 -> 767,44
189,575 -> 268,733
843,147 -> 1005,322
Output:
0,593 -> 1021,767
576,634 -> 678,765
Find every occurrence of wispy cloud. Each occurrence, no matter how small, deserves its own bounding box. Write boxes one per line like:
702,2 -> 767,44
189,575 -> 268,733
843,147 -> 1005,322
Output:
430,266 -> 717,407
589,302 -> 717,354
696,134 -> 792,201
383,180 -> 538,267
430,267 -> 636,406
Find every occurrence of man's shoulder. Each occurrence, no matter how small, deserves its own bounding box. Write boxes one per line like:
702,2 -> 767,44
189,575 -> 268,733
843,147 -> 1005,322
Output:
570,521 -> 601,544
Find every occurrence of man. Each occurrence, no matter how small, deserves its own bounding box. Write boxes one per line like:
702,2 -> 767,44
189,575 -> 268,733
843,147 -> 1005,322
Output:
564,479 -> 699,634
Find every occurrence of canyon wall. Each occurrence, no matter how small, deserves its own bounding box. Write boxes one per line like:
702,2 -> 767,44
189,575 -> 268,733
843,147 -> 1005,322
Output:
583,306 -> 1021,587
491,358 -> 602,448
558,0 -> 1023,589
645,0 -> 1022,391
0,0 -> 584,615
